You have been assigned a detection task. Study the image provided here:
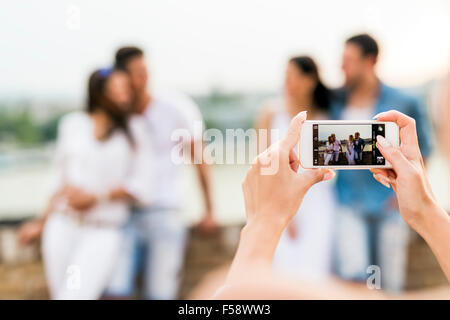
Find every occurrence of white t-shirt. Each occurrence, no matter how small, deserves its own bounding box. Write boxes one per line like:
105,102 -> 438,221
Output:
52,112 -> 153,225
332,140 -> 342,152
143,91 -> 204,209
341,105 -> 374,120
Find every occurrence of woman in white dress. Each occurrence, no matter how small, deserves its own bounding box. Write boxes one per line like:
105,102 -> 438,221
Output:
256,56 -> 336,280
324,136 -> 334,165
346,134 -> 355,165
18,68 -> 152,299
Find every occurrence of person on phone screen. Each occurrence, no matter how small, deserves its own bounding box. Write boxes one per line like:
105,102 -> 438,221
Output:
330,34 -> 432,292
346,134 -> 355,165
353,132 -> 365,164
325,136 -> 335,165
331,133 -> 342,164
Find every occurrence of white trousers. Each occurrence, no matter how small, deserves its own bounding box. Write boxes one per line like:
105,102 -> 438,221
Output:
324,153 -> 333,165
41,214 -> 122,300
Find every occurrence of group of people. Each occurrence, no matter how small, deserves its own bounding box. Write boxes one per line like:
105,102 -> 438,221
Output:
324,132 -> 365,165
18,47 -> 217,299
256,33 -> 432,291
16,32 -> 441,299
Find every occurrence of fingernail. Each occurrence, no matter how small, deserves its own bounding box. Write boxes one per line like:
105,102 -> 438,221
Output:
374,173 -> 391,188
376,135 -> 391,148
297,111 -> 307,121
323,170 -> 335,181
372,112 -> 384,120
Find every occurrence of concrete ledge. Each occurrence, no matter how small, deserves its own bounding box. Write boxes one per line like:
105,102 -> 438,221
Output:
0,223 -> 447,299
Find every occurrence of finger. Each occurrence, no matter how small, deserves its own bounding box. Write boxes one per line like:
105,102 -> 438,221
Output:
376,135 -> 410,175
280,111 -> 307,150
370,168 -> 396,180
372,173 -> 391,189
373,110 -> 420,150
289,148 -> 299,173
296,168 -> 334,191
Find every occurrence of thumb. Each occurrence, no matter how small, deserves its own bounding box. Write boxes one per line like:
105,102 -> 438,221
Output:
376,135 -> 409,175
280,111 -> 307,150
296,168 -> 335,191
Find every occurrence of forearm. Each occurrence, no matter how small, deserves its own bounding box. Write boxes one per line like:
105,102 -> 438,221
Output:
195,161 -> 213,213
416,203 -> 450,282
226,219 -> 285,285
40,189 -> 66,222
109,187 -> 136,203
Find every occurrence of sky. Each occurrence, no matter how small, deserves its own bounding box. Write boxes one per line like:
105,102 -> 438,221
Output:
319,124 -> 372,141
1,0 -> 449,102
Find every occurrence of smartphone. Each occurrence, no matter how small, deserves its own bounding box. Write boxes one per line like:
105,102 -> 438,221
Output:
299,120 -> 399,169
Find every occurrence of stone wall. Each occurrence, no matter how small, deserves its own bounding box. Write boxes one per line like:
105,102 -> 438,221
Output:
0,223 -> 447,299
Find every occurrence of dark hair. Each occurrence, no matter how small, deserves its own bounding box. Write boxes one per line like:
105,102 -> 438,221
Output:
114,46 -> 144,71
289,56 -> 331,112
87,68 -> 134,147
346,34 -> 379,60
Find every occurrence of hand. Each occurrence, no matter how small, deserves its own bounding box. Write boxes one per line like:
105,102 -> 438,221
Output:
242,111 -> 334,231
196,214 -> 218,235
17,219 -> 45,245
286,220 -> 298,240
226,111 -> 334,285
108,187 -> 134,202
370,110 -> 436,231
65,186 -> 97,212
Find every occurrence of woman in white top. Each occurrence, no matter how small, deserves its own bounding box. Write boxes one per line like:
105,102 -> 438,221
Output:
346,134 -> 355,165
256,56 -> 336,280
18,68 -> 152,299
324,136 -> 334,165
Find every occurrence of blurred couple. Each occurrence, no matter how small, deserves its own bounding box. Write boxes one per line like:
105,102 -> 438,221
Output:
18,47 -> 217,299
256,34 -> 432,290
340,132 -> 364,165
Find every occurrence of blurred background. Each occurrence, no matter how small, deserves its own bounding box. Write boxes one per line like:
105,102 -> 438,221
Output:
0,0 -> 449,299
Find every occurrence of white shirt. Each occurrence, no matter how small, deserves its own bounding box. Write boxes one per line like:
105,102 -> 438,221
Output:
143,91 -> 204,209
332,140 -> 342,152
52,112 -> 153,225
341,105 -> 374,120
427,150 -> 450,212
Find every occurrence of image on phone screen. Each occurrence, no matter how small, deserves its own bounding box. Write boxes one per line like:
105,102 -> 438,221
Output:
312,124 -> 385,166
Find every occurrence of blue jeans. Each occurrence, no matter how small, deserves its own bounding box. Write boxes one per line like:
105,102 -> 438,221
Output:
354,150 -> 363,161
105,207 -> 187,299
334,206 -> 409,292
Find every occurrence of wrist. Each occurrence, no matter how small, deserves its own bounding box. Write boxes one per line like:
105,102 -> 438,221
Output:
245,211 -> 289,234
239,221 -> 282,264
414,199 -> 449,240
240,216 -> 286,260
97,191 -> 110,203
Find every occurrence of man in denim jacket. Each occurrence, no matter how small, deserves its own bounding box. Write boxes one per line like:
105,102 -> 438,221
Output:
330,34 -> 432,292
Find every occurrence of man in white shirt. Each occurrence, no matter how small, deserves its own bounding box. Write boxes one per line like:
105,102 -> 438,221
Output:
106,47 -> 216,299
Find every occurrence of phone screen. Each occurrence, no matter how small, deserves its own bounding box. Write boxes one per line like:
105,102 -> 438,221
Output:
312,123 -> 385,166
